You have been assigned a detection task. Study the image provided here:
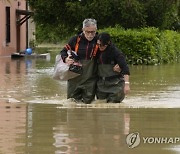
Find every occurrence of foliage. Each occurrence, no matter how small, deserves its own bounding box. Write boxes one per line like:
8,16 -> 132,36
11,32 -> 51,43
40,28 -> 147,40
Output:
27,0 -> 180,65
143,0 -> 180,30
35,24 -> 70,43
100,26 -> 180,65
28,0 -> 179,43
158,30 -> 180,63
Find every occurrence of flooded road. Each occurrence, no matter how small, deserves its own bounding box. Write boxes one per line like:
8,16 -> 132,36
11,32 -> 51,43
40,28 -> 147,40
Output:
0,56 -> 180,154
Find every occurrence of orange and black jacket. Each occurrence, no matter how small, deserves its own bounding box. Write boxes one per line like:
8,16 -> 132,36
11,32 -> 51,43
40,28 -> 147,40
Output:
97,43 -> 130,76
60,33 -> 98,62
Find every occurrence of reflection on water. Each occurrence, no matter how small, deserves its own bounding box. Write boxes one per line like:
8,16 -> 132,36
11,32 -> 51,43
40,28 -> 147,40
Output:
0,102 -> 180,154
0,56 -> 180,154
0,100 -> 26,154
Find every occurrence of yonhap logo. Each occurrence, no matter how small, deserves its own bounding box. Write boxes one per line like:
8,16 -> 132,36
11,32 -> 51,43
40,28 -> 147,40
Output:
126,132 -> 140,148
126,132 -> 180,149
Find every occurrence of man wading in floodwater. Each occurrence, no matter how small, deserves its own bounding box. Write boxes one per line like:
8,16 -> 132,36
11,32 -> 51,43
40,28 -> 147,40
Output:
60,19 -> 99,104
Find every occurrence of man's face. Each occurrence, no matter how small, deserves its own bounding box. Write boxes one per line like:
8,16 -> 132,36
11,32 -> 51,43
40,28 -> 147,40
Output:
97,40 -> 108,51
82,25 -> 97,41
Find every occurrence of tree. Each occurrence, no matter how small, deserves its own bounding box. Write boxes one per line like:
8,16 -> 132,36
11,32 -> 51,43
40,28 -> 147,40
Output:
28,0 -> 179,42
144,0 -> 180,30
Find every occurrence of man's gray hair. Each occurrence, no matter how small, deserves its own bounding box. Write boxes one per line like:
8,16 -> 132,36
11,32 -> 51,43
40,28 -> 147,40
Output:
83,18 -> 97,29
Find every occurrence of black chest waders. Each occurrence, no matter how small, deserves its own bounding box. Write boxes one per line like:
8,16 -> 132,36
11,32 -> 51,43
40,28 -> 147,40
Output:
97,64 -> 125,103
67,59 -> 97,104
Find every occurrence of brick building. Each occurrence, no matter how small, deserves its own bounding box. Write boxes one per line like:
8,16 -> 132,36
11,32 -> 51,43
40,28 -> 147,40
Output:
0,0 -> 34,56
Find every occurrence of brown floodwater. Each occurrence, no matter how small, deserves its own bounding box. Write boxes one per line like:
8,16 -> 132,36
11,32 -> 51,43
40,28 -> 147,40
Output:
0,56 -> 180,154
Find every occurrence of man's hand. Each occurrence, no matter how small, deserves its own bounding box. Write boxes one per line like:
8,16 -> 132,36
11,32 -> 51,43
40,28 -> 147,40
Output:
124,84 -> 130,95
65,55 -> 74,65
113,64 -> 121,73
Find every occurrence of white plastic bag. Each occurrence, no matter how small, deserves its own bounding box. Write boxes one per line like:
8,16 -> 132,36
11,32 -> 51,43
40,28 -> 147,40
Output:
53,55 -> 80,81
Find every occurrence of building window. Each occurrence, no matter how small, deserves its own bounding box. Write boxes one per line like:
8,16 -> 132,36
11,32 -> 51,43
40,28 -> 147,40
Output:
6,6 -> 11,43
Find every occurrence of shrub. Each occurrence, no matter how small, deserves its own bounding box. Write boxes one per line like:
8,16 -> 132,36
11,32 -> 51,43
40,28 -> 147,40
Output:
100,26 -> 180,65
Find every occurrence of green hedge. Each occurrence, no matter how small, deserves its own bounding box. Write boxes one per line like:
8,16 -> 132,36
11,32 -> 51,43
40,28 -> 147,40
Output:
100,26 -> 180,65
